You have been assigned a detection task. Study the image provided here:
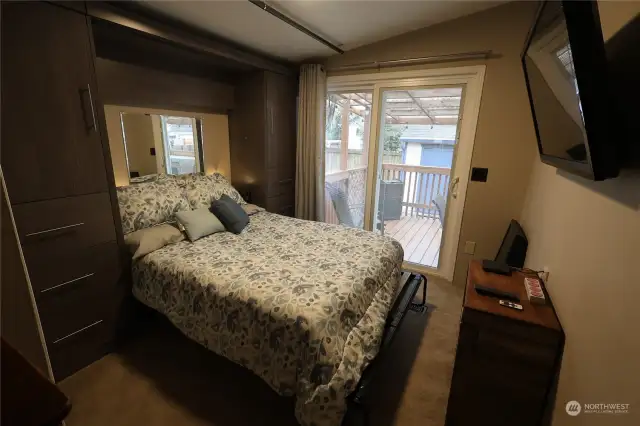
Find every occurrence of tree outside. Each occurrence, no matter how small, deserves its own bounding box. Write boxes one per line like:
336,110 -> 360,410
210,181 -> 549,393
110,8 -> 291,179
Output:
326,99 -> 406,153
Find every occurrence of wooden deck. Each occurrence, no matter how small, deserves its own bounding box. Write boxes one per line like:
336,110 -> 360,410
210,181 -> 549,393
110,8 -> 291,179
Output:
383,216 -> 442,268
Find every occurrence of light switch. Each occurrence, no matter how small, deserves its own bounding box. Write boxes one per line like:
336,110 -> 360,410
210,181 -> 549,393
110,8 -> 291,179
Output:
464,241 -> 476,255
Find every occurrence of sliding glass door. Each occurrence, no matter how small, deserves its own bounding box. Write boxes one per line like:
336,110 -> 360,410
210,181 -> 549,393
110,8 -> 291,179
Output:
324,67 -> 484,280
324,91 -> 373,229
374,87 -> 463,270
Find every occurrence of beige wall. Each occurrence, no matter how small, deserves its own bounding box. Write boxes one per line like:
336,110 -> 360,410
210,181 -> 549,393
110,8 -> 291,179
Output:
326,1 -> 540,287
104,105 -> 231,186
519,2 -> 640,425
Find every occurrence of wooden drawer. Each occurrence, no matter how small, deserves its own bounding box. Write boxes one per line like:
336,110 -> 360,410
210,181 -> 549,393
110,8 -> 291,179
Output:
48,318 -> 116,381
26,241 -> 119,296
37,263 -> 122,346
475,329 -> 557,370
266,168 -> 294,198
462,308 -> 560,348
12,192 -> 116,253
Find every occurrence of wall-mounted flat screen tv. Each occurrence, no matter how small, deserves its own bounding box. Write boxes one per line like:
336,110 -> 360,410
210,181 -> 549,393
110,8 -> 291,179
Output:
522,1 -> 619,180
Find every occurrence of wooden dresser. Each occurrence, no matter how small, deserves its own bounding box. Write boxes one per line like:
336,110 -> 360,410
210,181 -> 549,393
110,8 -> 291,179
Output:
230,70 -> 297,217
445,261 -> 564,426
1,1 -> 124,380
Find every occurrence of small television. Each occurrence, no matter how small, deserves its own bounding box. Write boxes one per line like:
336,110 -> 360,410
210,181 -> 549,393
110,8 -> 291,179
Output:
495,220 -> 528,269
521,1 -> 619,180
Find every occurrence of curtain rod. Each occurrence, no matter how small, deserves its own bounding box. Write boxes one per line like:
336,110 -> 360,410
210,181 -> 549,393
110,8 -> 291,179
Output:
327,51 -> 493,72
248,0 -> 344,54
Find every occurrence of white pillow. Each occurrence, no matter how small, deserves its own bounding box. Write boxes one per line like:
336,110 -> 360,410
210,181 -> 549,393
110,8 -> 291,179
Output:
175,208 -> 226,242
124,224 -> 184,259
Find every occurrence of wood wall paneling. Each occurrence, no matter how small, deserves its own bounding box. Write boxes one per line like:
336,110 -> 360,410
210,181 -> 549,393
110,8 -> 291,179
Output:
48,1 -> 87,15
91,18 -> 246,83
95,58 -> 234,114
87,1 -> 294,75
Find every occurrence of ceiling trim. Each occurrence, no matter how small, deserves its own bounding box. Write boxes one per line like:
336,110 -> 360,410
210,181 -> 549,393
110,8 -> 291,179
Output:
328,51 -> 493,72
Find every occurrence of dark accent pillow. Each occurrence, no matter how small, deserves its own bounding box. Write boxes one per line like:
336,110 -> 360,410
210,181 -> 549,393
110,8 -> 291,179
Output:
210,194 -> 249,234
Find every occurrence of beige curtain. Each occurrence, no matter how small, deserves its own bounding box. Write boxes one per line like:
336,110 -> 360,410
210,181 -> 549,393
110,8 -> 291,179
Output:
295,64 -> 326,221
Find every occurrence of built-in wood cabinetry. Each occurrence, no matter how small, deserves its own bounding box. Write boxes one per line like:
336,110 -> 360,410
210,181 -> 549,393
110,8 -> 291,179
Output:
1,1 -> 123,380
230,71 -> 297,216
2,2 -> 108,205
1,0 -> 297,382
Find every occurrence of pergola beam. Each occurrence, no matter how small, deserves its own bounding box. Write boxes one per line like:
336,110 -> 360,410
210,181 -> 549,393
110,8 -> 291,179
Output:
406,91 -> 437,125
335,93 -> 403,124
329,91 -> 461,126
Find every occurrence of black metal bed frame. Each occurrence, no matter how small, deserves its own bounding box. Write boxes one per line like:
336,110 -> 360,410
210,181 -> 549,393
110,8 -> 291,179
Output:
345,273 -> 427,426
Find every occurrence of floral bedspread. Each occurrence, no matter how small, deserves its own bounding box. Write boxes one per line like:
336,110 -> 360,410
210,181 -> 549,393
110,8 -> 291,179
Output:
132,212 -> 403,426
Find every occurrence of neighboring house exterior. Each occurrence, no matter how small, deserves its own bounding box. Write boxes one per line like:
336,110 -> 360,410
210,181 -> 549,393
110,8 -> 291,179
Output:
396,124 -> 457,168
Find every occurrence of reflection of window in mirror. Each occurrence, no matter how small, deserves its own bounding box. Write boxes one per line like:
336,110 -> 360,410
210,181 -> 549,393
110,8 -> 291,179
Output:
120,113 -> 204,179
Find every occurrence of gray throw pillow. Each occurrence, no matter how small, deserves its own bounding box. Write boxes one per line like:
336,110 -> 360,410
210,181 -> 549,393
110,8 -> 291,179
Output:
175,208 -> 225,242
210,194 -> 249,234
124,224 -> 184,260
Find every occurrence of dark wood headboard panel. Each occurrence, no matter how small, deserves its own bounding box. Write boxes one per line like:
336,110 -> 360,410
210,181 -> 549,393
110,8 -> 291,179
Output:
95,58 -> 234,113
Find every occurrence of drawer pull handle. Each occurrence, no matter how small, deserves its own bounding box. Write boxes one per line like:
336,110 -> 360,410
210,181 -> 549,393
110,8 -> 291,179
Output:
53,320 -> 103,344
25,222 -> 84,237
40,273 -> 94,293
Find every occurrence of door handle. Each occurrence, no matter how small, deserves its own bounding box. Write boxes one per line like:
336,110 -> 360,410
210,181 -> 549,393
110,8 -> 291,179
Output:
450,177 -> 460,199
80,84 -> 97,132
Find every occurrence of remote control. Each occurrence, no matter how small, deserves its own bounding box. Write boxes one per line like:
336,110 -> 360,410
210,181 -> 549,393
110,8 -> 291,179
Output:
474,284 -> 520,302
499,299 -> 523,311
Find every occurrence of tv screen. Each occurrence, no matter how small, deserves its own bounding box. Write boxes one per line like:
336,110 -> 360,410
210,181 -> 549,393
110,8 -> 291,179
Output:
522,1 -> 619,180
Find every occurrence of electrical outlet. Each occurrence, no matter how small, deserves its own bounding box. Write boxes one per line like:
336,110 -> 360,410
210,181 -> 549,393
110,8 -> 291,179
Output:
540,266 -> 550,282
464,241 -> 476,255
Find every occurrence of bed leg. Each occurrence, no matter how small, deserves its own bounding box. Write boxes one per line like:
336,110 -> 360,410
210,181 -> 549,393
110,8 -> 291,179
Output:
409,275 -> 427,313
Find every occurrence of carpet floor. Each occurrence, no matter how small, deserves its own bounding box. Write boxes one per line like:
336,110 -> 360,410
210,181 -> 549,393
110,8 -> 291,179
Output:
59,277 -> 463,426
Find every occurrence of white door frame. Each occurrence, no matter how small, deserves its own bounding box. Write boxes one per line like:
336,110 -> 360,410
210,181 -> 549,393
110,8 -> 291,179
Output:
327,66 -> 485,282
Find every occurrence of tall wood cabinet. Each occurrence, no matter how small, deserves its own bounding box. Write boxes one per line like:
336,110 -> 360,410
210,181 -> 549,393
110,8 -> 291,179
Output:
230,71 -> 297,216
1,1 -> 124,380
2,2 -> 108,204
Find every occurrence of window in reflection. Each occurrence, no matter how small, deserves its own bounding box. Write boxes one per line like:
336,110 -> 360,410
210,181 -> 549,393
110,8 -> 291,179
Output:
120,113 -> 204,179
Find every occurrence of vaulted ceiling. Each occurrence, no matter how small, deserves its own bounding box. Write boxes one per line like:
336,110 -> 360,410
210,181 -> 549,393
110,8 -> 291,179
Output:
137,1 -> 505,61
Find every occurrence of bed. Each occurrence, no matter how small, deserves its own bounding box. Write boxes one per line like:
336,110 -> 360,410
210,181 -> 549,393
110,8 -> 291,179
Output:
117,173 -> 415,426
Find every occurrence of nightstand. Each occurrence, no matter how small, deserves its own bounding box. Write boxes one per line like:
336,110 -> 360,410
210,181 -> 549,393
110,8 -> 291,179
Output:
445,260 -> 564,426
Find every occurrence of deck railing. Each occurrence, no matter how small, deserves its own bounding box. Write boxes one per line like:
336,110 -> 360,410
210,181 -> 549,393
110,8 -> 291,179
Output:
324,163 -> 450,225
325,147 -> 402,174
381,164 -> 450,218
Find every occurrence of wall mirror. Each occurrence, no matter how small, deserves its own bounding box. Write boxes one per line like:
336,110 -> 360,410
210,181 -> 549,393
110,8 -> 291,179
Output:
120,112 -> 204,179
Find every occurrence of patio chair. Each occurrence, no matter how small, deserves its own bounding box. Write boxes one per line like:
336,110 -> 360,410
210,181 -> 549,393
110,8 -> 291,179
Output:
325,182 -> 364,228
432,194 -> 447,230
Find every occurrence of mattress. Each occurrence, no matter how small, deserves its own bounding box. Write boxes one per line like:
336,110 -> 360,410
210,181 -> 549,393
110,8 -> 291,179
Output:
132,212 -> 403,426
